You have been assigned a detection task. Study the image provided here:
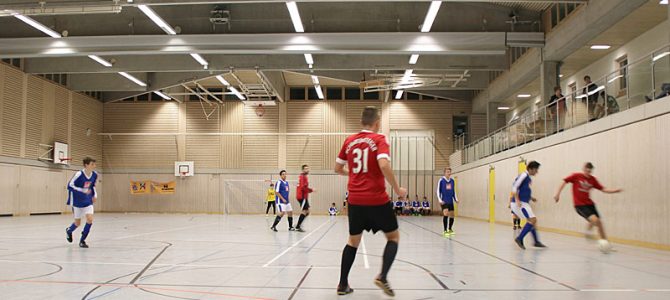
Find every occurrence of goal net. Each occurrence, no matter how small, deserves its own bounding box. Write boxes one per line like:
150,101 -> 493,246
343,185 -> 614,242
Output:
222,179 -> 298,214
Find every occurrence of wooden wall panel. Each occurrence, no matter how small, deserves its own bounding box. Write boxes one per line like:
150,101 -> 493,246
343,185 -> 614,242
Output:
346,101 -> 381,132
469,114 -> 487,142
243,104 -> 279,168
24,76 -> 44,159
323,102 -> 347,169
1,66 -> 24,157
221,102 -> 243,169
71,93 -> 103,164
53,86 -> 70,144
287,102 -> 323,169
104,102 -> 179,133
186,103 -> 221,168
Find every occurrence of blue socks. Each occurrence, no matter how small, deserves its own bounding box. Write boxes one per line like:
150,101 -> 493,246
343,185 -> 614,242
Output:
530,227 -> 539,242
81,223 -> 92,242
518,223 -> 534,240
67,223 -> 78,233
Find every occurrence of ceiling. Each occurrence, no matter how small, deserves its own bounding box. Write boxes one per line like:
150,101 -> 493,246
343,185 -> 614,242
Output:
0,0 -> 572,103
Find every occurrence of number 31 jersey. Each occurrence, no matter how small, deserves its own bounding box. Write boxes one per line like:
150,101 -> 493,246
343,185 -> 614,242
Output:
336,130 -> 391,206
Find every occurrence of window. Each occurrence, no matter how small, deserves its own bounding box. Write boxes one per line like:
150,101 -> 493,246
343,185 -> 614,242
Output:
307,86 -> 321,100
407,92 -> 420,100
568,82 -> 577,100
289,87 -> 306,100
345,88 -> 361,100
137,93 -> 150,101
363,91 -> 379,100
326,87 -> 342,100
617,55 -> 628,90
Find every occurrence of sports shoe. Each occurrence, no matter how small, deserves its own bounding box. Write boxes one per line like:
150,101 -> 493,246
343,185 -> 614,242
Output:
289,227 -> 296,231
374,277 -> 395,297
534,242 -> 547,248
447,230 -> 455,235
79,241 -> 89,248
66,228 -> 73,243
337,285 -> 354,295
514,238 -> 525,250
443,231 -> 449,237
270,226 -> 278,232
295,227 -> 304,232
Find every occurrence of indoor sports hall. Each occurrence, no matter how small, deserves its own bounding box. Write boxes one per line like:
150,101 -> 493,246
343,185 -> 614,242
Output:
0,1 -> 669,299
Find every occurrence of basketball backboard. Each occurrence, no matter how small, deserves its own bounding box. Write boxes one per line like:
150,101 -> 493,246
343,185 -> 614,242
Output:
54,142 -> 70,165
175,161 -> 194,177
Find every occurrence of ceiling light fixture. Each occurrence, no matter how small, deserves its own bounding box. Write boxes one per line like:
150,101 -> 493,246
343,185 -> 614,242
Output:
118,72 -> 147,87
653,51 -> 670,62
286,1 -> 304,33
590,45 -> 611,50
420,1 -> 442,33
88,55 -> 113,67
517,94 -> 531,98
559,74 -> 564,78
190,53 -> 209,68
154,91 -> 171,100
395,90 -> 404,100
138,5 -> 176,35
498,106 -> 510,110
409,54 -> 420,65
216,75 -> 230,86
13,13 -> 61,38
229,87 -> 245,100
304,53 -> 314,65
315,85 -> 324,99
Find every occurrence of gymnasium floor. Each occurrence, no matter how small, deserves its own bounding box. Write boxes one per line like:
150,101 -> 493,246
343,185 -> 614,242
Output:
0,214 -> 669,300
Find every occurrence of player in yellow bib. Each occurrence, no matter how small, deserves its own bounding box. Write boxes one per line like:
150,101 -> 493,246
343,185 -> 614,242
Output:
265,183 -> 276,216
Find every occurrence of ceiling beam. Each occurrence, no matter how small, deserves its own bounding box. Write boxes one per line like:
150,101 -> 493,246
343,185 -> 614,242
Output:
122,0 -> 587,5
101,72 -> 221,102
260,71 -> 287,102
23,54 -> 510,74
0,32 -> 543,58
67,73 -> 148,92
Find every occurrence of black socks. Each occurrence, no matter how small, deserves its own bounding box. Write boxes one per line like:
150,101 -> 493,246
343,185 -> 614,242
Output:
288,217 -> 293,228
380,241 -> 398,281
272,216 -> 281,228
339,244 -> 358,287
443,216 -> 449,231
297,213 -> 306,228
449,217 -> 455,230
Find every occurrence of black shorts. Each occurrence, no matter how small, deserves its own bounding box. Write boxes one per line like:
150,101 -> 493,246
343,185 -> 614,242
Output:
343,201 -> 347,207
441,203 -> 454,211
297,199 -> 310,210
348,202 -> 399,235
575,205 -> 600,220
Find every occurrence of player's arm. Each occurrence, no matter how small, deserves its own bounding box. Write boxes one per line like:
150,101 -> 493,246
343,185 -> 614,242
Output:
68,171 -> 89,194
334,162 -> 349,176
454,180 -> 460,203
554,181 -> 568,202
275,182 -> 287,202
378,158 -> 406,198
436,179 -> 444,204
512,173 -> 527,208
92,175 -> 98,202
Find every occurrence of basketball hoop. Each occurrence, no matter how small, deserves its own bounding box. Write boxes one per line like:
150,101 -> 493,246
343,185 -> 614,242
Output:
255,104 -> 265,117
180,171 -> 188,180
59,158 -> 72,165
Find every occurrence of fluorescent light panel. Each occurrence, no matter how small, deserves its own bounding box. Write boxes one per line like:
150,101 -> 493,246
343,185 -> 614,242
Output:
409,54 -> 420,65
13,13 -> 61,38
138,5 -> 176,35
154,91 -> 171,100
118,72 -> 147,87
229,87 -> 245,100
498,106 -> 510,110
88,55 -> 112,67
315,85 -> 324,99
590,45 -> 611,50
395,90 -> 404,100
517,94 -> 531,98
190,53 -> 208,68
304,53 -> 314,65
660,0 -> 668,4
653,51 -> 670,62
311,75 -> 319,85
216,75 -> 230,86
421,1 -> 442,33
286,1 -> 304,33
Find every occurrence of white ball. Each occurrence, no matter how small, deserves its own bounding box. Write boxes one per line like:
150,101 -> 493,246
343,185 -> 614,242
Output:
598,239 -> 612,253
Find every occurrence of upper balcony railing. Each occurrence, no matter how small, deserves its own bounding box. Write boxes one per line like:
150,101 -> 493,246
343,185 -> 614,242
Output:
457,43 -> 670,165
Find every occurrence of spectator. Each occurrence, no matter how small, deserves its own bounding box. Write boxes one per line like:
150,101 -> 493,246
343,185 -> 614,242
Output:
548,86 -> 566,132
394,197 -> 403,216
411,197 -> 421,216
582,76 -> 603,120
421,196 -> 431,216
328,203 -> 339,216
646,83 -> 670,101
402,200 -> 411,216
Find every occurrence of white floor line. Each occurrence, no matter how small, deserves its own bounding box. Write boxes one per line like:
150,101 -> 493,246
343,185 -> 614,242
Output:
262,219 -> 331,268
581,289 -> 636,292
0,259 -> 340,269
360,236 -> 370,269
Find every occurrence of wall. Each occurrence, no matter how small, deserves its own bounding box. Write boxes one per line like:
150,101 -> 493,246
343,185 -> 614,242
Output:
0,62 -> 103,216
101,99 -> 473,213
453,97 -> 670,248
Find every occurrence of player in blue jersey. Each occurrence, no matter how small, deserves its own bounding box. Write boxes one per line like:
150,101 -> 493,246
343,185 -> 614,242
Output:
511,161 -> 546,249
271,170 -> 295,232
394,198 -> 403,215
329,203 -> 339,216
65,157 -> 98,248
437,168 -> 459,236
420,197 -> 431,216
411,196 -> 421,216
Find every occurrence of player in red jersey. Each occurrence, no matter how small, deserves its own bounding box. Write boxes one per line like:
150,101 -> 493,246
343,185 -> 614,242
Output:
554,162 -> 622,249
295,164 -> 315,232
334,106 -> 407,297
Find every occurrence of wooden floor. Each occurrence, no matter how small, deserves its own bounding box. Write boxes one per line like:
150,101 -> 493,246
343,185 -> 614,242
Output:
0,213 -> 669,300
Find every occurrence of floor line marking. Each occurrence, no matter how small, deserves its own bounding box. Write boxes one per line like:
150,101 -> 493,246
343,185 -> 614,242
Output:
130,242 -> 172,284
263,219 -> 331,268
360,236 -> 370,269
112,223 -> 217,240
287,265 -> 312,300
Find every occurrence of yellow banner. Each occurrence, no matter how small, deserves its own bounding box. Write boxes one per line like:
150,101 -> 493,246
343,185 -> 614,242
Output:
152,181 -> 176,195
130,181 -> 151,195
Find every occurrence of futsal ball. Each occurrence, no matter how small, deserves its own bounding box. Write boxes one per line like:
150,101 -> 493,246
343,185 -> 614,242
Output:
598,239 -> 612,253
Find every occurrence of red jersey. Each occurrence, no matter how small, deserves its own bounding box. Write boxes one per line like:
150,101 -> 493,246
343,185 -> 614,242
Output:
296,173 -> 313,200
337,130 -> 390,206
563,173 -> 603,206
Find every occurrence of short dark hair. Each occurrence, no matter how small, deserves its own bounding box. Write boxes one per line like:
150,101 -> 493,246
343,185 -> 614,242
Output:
527,161 -> 541,170
361,106 -> 380,126
445,167 -> 452,171
584,75 -> 591,81
83,157 -> 96,166
554,86 -> 561,92
279,170 -> 286,176
301,164 -> 308,170
331,202 -> 336,206
585,162 -> 594,169
270,183 -> 274,186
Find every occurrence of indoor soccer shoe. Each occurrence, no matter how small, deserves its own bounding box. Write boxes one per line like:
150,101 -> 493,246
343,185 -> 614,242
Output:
515,238 -> 526,250
289,227 -> 296,231
337,285 -> 354,295
374,277 -> 395,297
66,228 -> 73,243
79,241 -> 89,248
534,242 -> 547,248
270,226 -> 278,232
295,227 -> 304,232
447,230 -> 455,235
443,231 -> 449,237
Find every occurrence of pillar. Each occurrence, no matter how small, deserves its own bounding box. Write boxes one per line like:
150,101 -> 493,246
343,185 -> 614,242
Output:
540,60 -> 560,106
487,101 -> 500,133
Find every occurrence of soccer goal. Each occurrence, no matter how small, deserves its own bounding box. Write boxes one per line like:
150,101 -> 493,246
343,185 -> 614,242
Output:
222,179 -> 299,214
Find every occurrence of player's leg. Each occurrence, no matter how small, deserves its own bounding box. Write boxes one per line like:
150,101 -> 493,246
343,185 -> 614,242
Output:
271,205 -> 285,231
373,203 -> 399,297
338,205 -> 363,295
79,207 -> 94,248
296,200 -> 310,231
66,213 -> 81,243
287,210 -> 295,230
442,206 -> 449,236
447,205 -> 456,234
587,214 -> 606,240
265,202 -> 271,215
